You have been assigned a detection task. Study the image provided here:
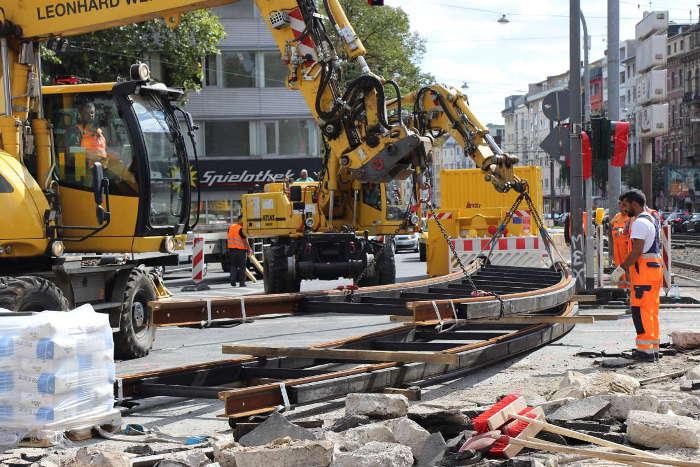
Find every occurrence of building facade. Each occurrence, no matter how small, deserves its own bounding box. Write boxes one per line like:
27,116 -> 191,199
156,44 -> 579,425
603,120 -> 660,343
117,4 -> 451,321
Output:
184,0 -> 321,225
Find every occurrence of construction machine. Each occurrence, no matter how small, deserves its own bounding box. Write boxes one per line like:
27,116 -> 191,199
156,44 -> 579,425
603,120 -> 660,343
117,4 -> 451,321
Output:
0,0 -> 524,356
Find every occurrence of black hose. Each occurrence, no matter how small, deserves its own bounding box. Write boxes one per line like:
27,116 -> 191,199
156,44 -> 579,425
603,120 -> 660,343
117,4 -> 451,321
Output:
385,79 -> 402,124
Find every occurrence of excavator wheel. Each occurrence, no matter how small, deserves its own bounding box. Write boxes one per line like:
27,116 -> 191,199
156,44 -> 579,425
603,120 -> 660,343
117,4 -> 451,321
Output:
263,244 -> 300,294
0,276 -> 69,312
113,268 -> 157,360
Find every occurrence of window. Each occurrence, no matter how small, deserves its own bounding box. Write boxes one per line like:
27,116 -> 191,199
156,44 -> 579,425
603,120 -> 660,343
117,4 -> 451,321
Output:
204,55 -> 218,87
260,119 -> 318,156
222,51 -> 255,88
671,71 -> 676,89
215,0 -> 255,19
203,121 -> 250,157
681,39 -> 685,51
263,52 -> 288,88
0,174 -> 12,193
620,71 -> 625,84
674,43 -> 677,53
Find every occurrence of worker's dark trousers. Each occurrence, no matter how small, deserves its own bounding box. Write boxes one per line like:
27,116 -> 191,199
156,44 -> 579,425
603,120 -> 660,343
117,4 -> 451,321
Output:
229,249 -> 247,286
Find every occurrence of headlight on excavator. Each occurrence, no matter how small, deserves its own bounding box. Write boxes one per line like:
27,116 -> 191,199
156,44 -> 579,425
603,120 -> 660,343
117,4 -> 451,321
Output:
305,217 -> 315,229
130,63 -> 151,81
162,236 -> 176,254
51,241 -> 65,257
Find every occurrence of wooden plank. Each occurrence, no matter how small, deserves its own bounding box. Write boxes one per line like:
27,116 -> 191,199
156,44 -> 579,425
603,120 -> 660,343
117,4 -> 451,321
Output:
221,344 -> 459,365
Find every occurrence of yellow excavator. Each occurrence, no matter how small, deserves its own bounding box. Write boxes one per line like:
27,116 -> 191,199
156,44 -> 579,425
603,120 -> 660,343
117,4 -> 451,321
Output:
0,0 -> 523,357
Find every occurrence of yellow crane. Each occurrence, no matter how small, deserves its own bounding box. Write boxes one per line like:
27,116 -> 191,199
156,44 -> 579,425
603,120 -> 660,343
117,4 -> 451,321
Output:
0,0 -> 524,356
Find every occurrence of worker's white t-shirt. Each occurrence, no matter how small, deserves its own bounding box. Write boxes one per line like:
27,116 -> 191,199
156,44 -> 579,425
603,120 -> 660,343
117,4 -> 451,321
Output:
630,216 -> 656,253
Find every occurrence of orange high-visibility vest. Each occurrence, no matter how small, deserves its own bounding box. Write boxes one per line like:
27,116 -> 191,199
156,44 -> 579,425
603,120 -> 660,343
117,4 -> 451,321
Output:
227,223 -> 247,250
77,124 -> 106,156
611,211 -> 630,267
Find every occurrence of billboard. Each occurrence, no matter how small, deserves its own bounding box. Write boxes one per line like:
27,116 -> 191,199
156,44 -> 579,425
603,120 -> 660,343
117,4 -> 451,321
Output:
667,167 -> 700,200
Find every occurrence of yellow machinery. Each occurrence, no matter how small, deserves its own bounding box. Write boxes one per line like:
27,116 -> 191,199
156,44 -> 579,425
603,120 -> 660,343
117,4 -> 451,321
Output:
0,0 -> 526,349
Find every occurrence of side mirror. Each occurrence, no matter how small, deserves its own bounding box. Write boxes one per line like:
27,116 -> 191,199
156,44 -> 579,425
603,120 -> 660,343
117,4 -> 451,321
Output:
93,162 -> 105,205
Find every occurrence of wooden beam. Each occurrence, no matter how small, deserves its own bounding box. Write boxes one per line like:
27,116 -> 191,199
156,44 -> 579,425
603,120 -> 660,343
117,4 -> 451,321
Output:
221,344 -> 460,365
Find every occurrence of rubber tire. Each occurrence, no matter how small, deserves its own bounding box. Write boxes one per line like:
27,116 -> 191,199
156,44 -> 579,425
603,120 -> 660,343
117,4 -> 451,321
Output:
0,276 -> 69,311
263,244 -> 300,294
113,268 -> 157,360
375,243 -> 396,285
419,243 -> 427,262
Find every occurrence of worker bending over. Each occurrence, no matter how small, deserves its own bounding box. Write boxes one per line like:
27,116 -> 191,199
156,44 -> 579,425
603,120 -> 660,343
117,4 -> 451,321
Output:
612,189 -> 662,362
609,195 -> 631,290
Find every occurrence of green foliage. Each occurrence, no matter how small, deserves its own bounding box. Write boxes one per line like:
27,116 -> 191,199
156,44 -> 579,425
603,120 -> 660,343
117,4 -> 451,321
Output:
41,10 -> 225,93
334,0 -> 434,92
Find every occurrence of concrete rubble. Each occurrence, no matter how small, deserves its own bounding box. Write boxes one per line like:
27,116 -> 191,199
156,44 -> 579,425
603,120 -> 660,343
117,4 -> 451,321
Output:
345,393 -> 409,418
670,330 -> 700,349
331,441 -> 413,467
626,409 -> 700,449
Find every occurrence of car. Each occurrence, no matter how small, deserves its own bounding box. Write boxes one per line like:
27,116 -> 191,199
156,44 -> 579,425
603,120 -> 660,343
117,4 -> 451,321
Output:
394,233 -> 420,253
682,213 -> 700,233
666,212 -> 691,233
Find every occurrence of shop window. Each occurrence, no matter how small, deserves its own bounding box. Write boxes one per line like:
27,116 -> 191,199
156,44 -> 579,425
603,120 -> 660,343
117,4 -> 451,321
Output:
222,51 -> 255,88
263,52 -> 288,88
203,121 -> 250,157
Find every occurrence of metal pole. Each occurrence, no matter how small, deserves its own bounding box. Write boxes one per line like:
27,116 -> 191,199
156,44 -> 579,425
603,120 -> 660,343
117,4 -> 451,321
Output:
549,120 -> 556,215
1,38 -> 12,116
582,12 -> 595,291
570,0 -> 585,292
607,0 -> 622,211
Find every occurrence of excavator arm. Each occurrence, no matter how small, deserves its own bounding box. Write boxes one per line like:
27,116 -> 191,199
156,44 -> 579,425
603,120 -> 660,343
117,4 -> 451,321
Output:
392,84 -> 525,194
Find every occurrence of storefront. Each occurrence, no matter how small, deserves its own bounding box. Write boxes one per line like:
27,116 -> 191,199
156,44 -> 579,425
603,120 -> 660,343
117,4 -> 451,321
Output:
191,157 -> 323,226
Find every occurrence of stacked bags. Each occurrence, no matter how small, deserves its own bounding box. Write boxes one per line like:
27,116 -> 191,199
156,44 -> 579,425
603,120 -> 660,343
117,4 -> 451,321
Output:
0,305 -> 115,444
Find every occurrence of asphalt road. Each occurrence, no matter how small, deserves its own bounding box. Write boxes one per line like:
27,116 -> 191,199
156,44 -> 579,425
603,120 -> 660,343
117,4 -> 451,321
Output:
116,250 -> 426,375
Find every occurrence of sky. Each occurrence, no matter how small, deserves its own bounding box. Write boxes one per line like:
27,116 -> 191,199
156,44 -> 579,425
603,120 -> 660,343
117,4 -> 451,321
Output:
384,0 -> 698,125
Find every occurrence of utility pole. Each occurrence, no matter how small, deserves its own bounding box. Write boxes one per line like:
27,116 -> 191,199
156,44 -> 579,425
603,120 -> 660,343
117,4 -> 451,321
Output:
570,0 -> 585,292
582,11 -> 594,291
607,0 -> 621,212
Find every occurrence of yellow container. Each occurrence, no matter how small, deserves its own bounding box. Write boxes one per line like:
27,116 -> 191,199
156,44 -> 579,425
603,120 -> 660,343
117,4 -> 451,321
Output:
427,166 -> 544,276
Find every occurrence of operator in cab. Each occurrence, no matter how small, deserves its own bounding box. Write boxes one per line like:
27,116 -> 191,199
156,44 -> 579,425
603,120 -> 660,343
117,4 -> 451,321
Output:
612,189 -> 663,362
227,214 -> 249,288
66,102 -> 107,164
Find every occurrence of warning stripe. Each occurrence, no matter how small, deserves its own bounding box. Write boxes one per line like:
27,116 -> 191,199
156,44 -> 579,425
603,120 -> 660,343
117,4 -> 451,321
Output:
288,8 -> 318,61
192,237 -> 205,283
458,236 -> 541,253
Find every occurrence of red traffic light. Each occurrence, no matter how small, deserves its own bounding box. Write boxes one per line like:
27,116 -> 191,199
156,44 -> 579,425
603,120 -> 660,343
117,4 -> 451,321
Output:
368,0 -> 384,5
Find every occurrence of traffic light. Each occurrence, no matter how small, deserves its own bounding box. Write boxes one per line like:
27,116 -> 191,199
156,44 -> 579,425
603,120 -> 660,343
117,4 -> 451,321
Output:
589,118 -> 629,167
368,0 -> 384,5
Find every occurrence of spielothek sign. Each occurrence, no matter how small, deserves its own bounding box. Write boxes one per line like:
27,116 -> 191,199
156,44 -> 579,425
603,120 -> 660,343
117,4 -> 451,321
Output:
192,157 -> 322,191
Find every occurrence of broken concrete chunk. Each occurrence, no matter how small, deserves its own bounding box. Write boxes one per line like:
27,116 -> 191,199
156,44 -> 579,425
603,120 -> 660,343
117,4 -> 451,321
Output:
238,412 -> 317,447
681,380 -> 700,391
213,434 -> 240,467
547,396 -> 611,421
325,423 -> 395,452
331,442 -> 413,467
603,394 -> 660,421
345,393 -> 409,419
154,449 -> 211,467
639,389 -> 700,417
329,415 -> 371,432
382,417 -> 431,457
229,437 -> 333,467
415,432 -> 447,467
626,410 -> 700,449
549,371 -> 639,400
687,364 -> 700,380
64,448 -> 131,467
670,330 -> 700,350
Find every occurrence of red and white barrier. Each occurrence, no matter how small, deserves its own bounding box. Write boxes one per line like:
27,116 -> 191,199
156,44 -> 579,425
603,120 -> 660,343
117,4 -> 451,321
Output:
434,212 -> 452,221
448,236 -> 550,271
192,236 -> 205,284
661,224 -> 672,294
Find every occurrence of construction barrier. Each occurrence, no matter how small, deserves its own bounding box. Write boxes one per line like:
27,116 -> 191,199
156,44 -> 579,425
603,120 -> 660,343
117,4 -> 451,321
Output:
661,224 -> 672,294
448,236 -> 551,272
192,236 -> 205,284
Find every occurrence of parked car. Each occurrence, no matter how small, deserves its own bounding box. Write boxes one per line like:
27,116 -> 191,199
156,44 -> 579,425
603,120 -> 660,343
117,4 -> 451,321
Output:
682,213 -> 700,233
394,233 -> 420,253
666,212 -> 692,233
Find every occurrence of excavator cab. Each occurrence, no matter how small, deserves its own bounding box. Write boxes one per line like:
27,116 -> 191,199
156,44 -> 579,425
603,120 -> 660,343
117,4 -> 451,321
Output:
41,79 -> 192,254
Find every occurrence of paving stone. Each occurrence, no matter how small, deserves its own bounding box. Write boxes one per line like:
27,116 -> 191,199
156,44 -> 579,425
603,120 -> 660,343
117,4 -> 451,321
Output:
228,437 -> 333,467
64,448 -> 131,467
547,396 -> 611,421
603,394 -> 660,421
329,415 -> 371,432
670,330 -> 700,350
239,412 -> 317,447
331,442 -> 413,467
345,393 -> 409,419
382,417 -> 431,457
415,432 -> 447,467
626,410 -> 700,449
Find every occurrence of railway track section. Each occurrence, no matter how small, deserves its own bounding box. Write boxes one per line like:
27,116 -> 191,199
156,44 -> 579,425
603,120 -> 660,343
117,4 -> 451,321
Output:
119,262 -> 577,421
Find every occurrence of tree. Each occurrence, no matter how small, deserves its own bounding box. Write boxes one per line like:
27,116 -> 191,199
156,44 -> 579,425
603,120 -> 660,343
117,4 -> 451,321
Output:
333,0 -> 433,92
42,10 -> 225,93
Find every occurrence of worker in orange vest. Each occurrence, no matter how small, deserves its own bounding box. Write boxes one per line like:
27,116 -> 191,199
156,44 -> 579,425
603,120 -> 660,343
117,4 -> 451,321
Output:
610,195 -> 630,267
612,189 -> 663,362
67,102 -> 107,163
227,214 -> 249,287
564,211 -> 588,246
